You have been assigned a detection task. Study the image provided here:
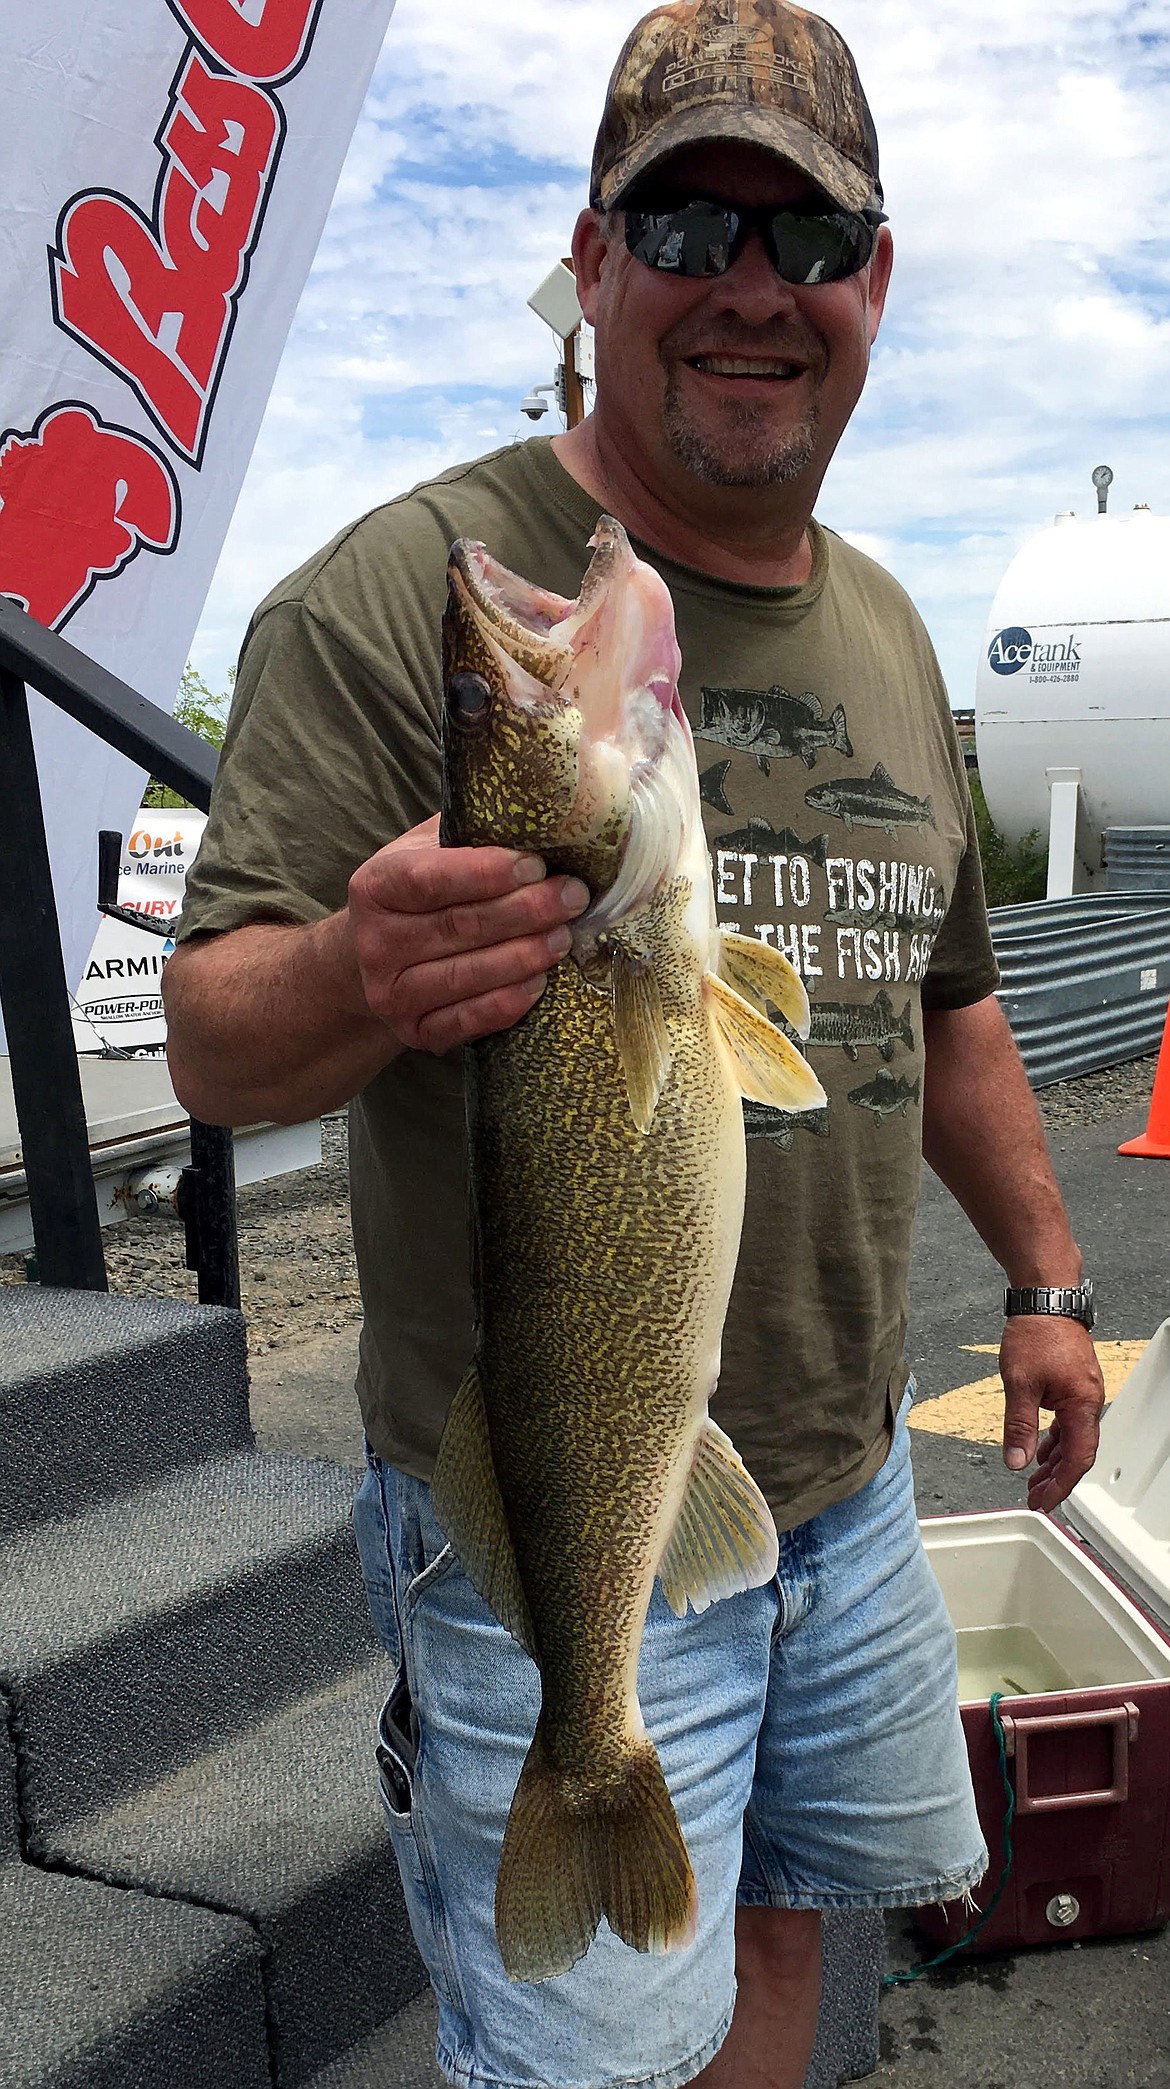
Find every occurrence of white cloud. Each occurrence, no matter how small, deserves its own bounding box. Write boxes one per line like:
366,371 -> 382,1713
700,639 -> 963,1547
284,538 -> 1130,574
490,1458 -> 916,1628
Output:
192,0 -> 1170,714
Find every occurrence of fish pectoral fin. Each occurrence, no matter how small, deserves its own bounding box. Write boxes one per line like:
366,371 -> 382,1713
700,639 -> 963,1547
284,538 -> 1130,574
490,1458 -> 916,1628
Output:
430,1363 -> 536,1658
611,942 -> 672,1135
704,971 -> 826,1110
658,1418 -> 780,1618
717,930 -> 811,1039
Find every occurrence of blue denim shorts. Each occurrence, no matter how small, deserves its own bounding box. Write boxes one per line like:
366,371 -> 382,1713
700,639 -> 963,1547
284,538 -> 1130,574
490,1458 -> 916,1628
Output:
351,1393 -> 986,2089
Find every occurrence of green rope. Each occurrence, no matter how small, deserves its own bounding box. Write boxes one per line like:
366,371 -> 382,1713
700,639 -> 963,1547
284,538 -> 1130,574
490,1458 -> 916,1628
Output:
883,1690 -> 1015,1986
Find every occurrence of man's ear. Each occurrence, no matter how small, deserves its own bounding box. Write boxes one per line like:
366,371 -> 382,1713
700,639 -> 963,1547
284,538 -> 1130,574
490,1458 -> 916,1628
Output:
866,224 -> 894,346
570,208 -> 611,326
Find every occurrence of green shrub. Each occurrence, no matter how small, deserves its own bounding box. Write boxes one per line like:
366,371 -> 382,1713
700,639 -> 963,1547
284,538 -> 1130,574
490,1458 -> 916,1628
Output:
143,663 -> 234,809
969,772 -> 1048,907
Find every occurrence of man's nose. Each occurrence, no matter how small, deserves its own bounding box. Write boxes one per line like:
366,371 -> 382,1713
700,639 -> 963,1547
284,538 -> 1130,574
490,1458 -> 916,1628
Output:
708,227 -> 800,323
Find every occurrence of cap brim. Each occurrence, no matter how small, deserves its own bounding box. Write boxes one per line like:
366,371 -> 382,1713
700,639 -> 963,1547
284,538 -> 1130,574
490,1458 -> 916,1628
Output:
597,102 -> 874,216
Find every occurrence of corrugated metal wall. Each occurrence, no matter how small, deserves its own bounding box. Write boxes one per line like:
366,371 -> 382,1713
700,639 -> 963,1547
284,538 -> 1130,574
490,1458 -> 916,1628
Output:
1105,828 -> 1170,893
991,893 -> 1170,1087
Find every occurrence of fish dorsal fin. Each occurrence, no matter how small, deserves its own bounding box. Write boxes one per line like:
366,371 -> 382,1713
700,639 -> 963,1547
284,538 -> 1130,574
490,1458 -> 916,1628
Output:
430,1363 -> 536,1657
704,971 -> 826,1109
870,762 -> 893,786
717,930 -> 811,1038
658,1418 -> 779,1617
611,943 -> 672,1134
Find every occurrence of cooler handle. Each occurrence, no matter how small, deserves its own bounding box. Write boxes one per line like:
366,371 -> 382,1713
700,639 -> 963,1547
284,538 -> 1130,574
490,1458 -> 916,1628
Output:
1000,1702 -> 1140,1815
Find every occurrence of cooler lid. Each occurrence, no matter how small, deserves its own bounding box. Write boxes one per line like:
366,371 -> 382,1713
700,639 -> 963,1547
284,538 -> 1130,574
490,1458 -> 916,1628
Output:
1066,1316 -> 1170,1632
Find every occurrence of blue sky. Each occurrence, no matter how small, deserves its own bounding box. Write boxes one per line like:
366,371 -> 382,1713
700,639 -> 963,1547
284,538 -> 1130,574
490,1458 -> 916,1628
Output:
191,0 -> 1170,711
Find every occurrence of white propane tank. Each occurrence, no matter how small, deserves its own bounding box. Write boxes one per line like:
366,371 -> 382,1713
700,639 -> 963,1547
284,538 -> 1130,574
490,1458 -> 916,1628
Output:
975,488 -> 1170,888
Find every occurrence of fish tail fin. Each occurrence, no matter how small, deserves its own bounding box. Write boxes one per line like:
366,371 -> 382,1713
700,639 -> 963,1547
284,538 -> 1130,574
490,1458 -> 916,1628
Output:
899,998 -> 914,1044
495,1721 -> 697,1983
924,794 -> 937,829
831,705 -> 853,756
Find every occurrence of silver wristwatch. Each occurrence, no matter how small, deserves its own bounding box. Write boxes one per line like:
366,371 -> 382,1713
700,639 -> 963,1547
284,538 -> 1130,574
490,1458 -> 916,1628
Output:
1003,1280 -> 1095,1330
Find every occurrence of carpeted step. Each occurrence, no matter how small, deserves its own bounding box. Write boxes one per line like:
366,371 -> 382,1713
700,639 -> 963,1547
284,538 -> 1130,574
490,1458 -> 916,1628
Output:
39,1658 -> 426,2088
3,1452 -> 375,1835
0,1862 -> 269,2089
0,1291 -> 252,1538
809,1909 -> 885,2086
301,1991 -> 442,2089
1,1690 -> 20,1861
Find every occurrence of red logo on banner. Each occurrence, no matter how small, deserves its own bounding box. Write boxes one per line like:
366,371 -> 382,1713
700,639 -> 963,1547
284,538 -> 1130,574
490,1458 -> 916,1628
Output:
0,404 -> 180,631
168,0 -> 324,85
50,52 -> 282,465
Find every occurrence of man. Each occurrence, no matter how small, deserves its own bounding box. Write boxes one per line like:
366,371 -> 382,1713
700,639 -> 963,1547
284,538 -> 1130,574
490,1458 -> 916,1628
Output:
165,3 -> 1106,2084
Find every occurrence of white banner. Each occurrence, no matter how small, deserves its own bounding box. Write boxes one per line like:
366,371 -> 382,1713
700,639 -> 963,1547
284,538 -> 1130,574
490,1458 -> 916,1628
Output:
0,0 -> 396,1046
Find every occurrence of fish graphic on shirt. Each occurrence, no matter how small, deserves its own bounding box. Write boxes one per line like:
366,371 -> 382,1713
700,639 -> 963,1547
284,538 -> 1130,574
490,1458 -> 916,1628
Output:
826,900 -> 947,937
847,1069 -> 922,1120
698,760 -> 734,815
806,990 -> 914,1062
696,684 -> 852,775
805,763 -> 936,835
743,1100 -> 831,1148
712,816 -> 829,869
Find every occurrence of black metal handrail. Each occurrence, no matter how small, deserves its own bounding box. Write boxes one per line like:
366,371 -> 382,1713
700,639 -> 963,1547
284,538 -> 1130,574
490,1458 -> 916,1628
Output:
0,598 -> 239,1307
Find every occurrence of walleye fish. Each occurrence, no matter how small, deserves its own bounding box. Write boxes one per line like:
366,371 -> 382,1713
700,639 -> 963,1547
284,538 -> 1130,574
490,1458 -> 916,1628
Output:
433,518 -> 826,1984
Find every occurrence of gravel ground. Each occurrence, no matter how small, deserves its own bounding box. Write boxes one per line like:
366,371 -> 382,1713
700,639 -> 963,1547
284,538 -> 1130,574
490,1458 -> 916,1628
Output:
2,1055 -> 1158,1353
1,1111 -> 359,1357
1032,1051 -> 1158,1131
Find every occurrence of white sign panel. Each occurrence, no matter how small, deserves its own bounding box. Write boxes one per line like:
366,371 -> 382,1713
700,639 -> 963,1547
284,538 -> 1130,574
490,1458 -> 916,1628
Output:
72,809 -> 206,1056
0,0 -> 396,1043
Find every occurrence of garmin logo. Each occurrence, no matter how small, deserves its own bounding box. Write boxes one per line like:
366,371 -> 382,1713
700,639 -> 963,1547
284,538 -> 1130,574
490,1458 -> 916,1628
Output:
988,627 -> 1082,685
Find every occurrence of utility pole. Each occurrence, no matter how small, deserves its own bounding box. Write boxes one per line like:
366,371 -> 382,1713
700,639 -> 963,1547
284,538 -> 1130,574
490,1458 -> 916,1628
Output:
560,260 -> 586,429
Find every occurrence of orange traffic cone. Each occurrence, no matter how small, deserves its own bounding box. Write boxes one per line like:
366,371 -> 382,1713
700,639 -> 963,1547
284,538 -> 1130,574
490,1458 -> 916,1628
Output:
1119,997 -> 1170,1157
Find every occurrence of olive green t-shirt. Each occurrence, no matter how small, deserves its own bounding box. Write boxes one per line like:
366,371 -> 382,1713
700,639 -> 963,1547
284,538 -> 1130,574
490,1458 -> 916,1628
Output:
179,437 -> 998,1532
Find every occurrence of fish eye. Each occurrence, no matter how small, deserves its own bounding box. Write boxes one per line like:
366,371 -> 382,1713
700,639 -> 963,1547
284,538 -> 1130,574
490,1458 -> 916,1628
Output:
447,671 -> 493,722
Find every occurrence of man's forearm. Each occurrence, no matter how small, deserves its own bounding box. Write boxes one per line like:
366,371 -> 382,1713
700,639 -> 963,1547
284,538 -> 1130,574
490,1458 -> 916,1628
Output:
163,818 -> 592,1128
920,994 -> 1081,1284
164,914 -> 398,1128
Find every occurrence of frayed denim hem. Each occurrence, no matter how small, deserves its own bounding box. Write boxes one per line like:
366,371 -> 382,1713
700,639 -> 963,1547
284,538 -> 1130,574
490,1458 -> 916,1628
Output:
435,2001 -> 734,2089
736,1847 -> 989,1914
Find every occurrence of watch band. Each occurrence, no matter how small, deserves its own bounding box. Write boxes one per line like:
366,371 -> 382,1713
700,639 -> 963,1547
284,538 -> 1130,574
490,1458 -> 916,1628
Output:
1003,1280 -> 1095,1330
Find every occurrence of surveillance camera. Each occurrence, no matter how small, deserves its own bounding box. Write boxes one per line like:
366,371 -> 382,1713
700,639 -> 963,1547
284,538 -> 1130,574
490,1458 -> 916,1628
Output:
520,391 -> 549,420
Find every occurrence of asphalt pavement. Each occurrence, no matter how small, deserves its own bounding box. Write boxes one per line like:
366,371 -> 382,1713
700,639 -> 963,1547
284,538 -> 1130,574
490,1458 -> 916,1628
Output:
250,1085 -> 1170,2089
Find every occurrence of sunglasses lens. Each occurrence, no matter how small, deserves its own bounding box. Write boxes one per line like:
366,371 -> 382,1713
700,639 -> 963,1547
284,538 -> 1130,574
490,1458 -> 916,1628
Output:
626,206 -> 740,277
769,210 -> 874,284
625,203 -> 875,284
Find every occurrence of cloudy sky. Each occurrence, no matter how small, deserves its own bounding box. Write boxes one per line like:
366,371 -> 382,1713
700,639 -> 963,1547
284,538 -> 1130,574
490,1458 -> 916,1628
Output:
191,0 -> 1170,711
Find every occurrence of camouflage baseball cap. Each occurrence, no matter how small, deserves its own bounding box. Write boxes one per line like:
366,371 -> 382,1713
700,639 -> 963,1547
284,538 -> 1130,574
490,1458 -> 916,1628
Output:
590,0 -> 881,216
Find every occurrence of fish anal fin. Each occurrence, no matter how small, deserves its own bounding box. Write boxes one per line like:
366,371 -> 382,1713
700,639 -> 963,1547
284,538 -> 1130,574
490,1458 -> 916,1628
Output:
611,942 -> 672,1134
496,1724 -> 696,1982
718,930 -> 811,1038
658,1417 -> 779,1618
704,970 -> 826,1109
431,1364 -> 536,1657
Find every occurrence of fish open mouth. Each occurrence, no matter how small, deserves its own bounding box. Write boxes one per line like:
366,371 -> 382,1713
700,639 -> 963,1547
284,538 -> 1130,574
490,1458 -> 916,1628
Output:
452,520 -> 687,748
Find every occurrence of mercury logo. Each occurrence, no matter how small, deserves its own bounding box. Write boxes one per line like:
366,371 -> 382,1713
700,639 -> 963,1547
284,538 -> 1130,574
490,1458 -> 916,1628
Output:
988,627 -> 1033,675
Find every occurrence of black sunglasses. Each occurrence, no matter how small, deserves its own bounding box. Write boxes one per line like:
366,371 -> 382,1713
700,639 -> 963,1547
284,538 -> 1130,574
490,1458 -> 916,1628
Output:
623,198 -> 887,286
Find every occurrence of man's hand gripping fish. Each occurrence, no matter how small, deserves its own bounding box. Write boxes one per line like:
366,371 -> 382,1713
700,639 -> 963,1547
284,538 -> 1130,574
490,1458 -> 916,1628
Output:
433,517 -> 827,1983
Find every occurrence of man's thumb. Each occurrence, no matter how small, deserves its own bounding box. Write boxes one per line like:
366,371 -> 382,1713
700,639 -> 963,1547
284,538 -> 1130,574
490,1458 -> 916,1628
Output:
1003,1388 -> 1039,1472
